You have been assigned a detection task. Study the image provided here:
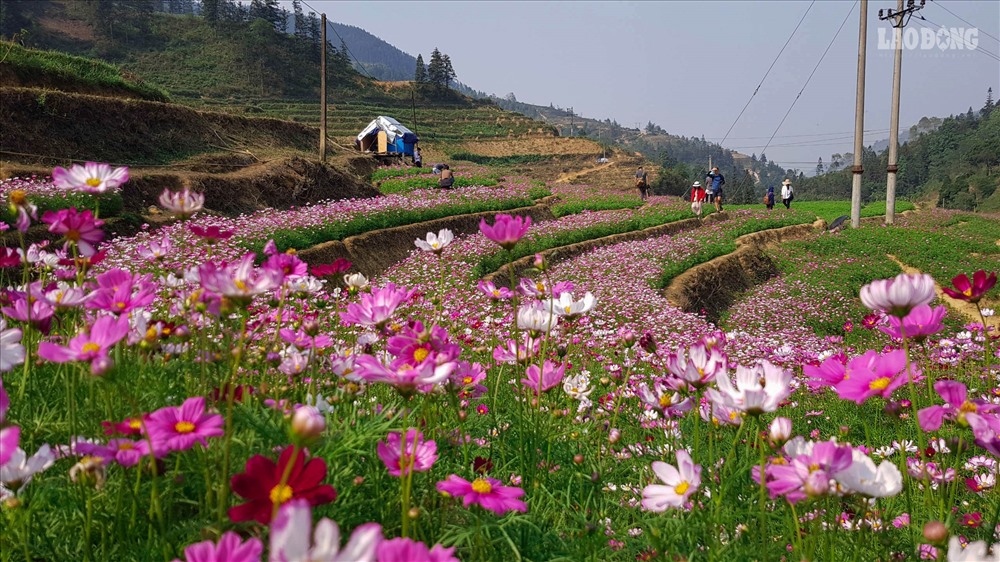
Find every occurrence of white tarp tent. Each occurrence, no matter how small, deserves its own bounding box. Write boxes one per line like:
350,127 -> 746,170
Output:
356,116 -> 416,146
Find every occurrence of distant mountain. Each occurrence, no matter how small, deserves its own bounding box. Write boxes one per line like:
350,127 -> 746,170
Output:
328,22 -> 417,82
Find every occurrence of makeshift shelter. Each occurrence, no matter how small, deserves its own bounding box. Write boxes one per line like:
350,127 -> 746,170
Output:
355,116 -> 419,156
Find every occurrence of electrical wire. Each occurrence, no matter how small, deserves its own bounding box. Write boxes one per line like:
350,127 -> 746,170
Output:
928,0 -> 1000,44
913,15 -> 1000,62
717,1 -> 816,146
758,1 -> 858,158
298,0 -> 381,82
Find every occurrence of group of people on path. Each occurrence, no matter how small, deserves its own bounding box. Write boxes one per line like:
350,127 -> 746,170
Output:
765,179 -> 794,210
687,167 -> 725,216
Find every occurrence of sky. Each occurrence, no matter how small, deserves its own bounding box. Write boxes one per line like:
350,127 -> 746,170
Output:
293,0 -> 999,173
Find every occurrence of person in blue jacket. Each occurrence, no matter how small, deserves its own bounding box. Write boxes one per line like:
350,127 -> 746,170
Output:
708,167 -> 725,212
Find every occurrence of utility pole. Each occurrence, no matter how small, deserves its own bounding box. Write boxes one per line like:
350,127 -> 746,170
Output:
880,0 -> 924,224
850,0 -> 867,228
319,13 -> 327,162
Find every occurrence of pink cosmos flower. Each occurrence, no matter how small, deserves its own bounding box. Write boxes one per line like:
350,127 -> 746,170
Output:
145,397 -> 224,453
520,361 -> 565,395
174,531 -> 262,562
968,414 -> 1000,457
189,224 -> 234,242
941,270 -> 997,304
1,296 -> 55,334
448,360 -> 488,398
436,474 -> 528,515
136,235 -> 172,261
37,314 -> 130,367
477,280 -> 514,300
86,269 -> 158,315
493,335 -> 540,364
158,188 -> 204,218
310,258 -> 352,277
666,342 -> 728,389
270,499 -> 382,562
918,380 -> 998,432
0,320 -> 25,373
0,247 -> 20,268
479,213 -> 531,250
339,283 -> 410,328
376,538 -> 458,562
860,272 -> 936,318
6,189 -> 37,233
52,162 -> 129,194
878,304 -> 946,341
199,253 -> 283,302
85,437 -> 153,467
376,429 -> 438,477
641,449 -> 701,511
803,352 -> 848,391
42,208 -> 105,257
637,381 -> 693,418
765,440 -> 853,503
353,354 -> 455,394
0,377 -> 20,467
834,349 -> 912,404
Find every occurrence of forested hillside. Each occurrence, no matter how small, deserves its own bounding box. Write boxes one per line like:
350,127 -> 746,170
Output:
796,91 -> 999,210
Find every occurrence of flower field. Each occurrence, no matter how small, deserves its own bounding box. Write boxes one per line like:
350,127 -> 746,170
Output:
1,162 -> 998,562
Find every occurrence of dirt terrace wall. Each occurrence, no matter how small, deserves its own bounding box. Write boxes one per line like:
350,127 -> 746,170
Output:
663,220 -> 825,323
483,216 -> 711,288
298,202 -> 556,279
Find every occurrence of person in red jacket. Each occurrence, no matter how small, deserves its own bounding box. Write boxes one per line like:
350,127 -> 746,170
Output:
690,181 -> 707,216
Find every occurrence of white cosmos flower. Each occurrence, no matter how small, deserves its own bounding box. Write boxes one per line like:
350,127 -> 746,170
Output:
946,537 -> 1000,562
0,445 -> 55,497
641,450 -> 701,511
343,273 -> 370,292
545,291 -> 596,319
837,449 -> 903,498
0,319 -> 25,373
414,229 -> 454,254
517,302 -> 558,334
706,361 -> 792,415
563,373 -> 592,399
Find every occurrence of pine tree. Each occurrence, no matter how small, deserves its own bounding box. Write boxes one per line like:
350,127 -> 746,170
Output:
759,153 -> 767,165
307,11 -> 320,57
441,53 -> 456,88
292,0 -> 306,38
983,87 -> 995,118
815,157 -> 824,175
427,48 -> 445,88
339,38 -> 349,61
201,0 -> 219,22
414,54 -> 426,83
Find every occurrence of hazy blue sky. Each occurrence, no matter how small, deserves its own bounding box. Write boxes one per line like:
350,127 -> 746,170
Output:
296,1 -> 998,173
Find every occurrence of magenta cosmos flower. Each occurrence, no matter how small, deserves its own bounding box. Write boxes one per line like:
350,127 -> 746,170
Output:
199,253 -> 283,302
878,304 -> 946,341
918,380 -> 999,432
520,360 -> 565,395
376,538 -> 458,562
189,224 -> 234,242
42,208 -> 105,257
0,377 -> 19,467
37,314 -> 130,366
479,214 -> 531,250
174,531 -> 262,562
339,283 -> 411,328
145,397 -> 224,453
52,162 -> 129,194
834,349 -> 913,404
641,449 -> 702,511
765,440 -> 854,503
860,273 -> 936,318
436,474 -> 528,515
377,429 -> 438,477
942,270 -> 997,304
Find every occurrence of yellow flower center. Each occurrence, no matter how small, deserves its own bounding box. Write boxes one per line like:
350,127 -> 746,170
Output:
174,421 -> 196,434
118,442 -> 134,450
674,481 -> 690,495
959,401 -> 978,414
463,376 -> 473,384
86,178 -> 102,187
234,280 -> 247,291
128,419 -> 142,430
564,306 -> 572,314
9,189 -> 27,206
431,242 -> 439,249
413,348 -> 430,363
492,290 -> 500,297
66,230 -> 81,242
116,302 -> 127,309
808,463 -> 821,472
536,283 -> 545,292
269,484 -> 294,505
471,478 -> 493,494
963,288 -> 972,297
659,394 -> 672,408
869,377 -> 891,391
82,342 -> 101,354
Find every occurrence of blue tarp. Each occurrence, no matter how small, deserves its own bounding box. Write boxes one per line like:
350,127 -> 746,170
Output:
356,116 -> 419,155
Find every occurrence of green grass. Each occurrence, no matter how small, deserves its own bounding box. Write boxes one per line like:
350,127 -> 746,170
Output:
1,41 -> 170,102
727,201 -> 916,225
551,194 -> 644,217
450,153 -> 549,166
378,175 -> 500,195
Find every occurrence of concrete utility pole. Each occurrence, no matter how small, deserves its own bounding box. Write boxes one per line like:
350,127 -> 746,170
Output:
851,0 -> 867,228
319,13 -> 327,162
880,0 -> 924,224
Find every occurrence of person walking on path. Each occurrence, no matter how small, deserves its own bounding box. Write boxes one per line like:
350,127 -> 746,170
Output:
765,185 -> 775,210
690,181 -> 707,217
781,178 -> 794,209
635,166 -> 649,201
708,167 -> 725,212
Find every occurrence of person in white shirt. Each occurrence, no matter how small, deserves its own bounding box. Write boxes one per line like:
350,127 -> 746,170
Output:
781,179 -> 794,209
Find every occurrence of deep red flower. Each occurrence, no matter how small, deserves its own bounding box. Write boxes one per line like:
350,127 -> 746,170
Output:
229,446 -> 336,524
310,258 -> 352,277
941,270 -> 997,304
189,224 -> 234,242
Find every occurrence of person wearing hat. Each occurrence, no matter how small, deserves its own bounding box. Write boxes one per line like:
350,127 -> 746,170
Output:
781,179 -> 794,209
708,166 -> 725,212
690,181 -> 707,217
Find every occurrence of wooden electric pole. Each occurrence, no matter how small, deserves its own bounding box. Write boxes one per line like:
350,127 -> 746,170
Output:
851,0 -> 867,228
880,0 -> 924,224
319,13 -> 327,162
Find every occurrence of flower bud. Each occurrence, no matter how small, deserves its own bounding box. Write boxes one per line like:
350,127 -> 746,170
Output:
639,332 -> 657,354
291,406 -> 325,440
608,428 -> 621,444
90,355 -> 114,377
69,456 -> 107,490
407,507 -> 420,520
573,454 -> 584,464
922,521 -> 948,543
533,253 -> 547,271
353,476 -> 365,486
768,417 -> 792,447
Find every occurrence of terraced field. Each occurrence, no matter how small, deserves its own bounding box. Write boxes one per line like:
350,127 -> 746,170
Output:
2,160 -> 998,562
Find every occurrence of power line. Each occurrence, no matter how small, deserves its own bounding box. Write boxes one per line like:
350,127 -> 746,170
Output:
914,15 -> 1000,62
708,128 -> 889,141
928,0 -> 1000,44
299,0 -> 381,82
759,1 -> 858,158
718,1 -> 816,146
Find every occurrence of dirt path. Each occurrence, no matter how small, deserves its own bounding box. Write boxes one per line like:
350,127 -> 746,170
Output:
886,254 -> 999,330
554,160 -> 616,184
